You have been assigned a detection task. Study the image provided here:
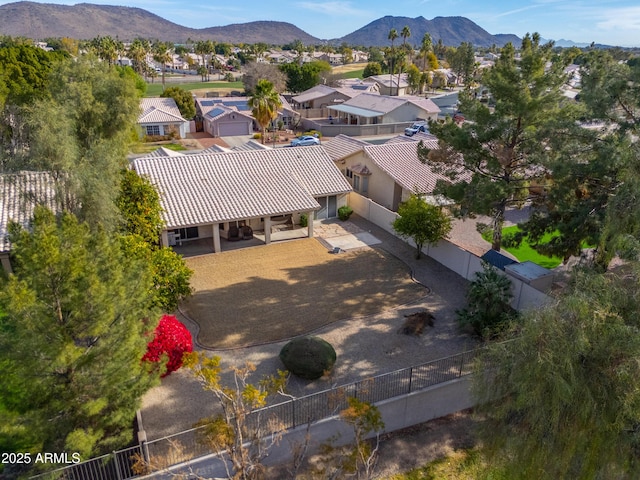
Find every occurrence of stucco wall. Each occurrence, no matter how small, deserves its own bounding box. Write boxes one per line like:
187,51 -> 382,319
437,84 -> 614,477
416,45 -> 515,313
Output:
341,151 -> 397,210
348,192 -> 554,310
144,377 -> 474,479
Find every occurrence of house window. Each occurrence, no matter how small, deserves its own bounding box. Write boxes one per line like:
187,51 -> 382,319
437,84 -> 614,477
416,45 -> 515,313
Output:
345,169 -> 353,179
353,175 -> 360,191
173,227 -> 199,240
146,125 -> 161,136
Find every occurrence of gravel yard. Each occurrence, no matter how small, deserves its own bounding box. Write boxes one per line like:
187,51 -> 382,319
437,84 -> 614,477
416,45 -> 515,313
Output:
181,238 -> 427,349
140,219 -> 477,442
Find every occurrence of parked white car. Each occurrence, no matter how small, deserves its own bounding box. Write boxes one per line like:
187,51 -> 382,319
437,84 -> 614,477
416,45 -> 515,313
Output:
291,135 -> 321,146
404,122 -> 429,136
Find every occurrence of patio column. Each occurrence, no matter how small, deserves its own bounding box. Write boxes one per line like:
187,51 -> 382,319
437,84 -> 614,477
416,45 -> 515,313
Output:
160,230 -> 169,248
307,211 -> 314,238
264,217 -> 272,244
212,224 -> 221,253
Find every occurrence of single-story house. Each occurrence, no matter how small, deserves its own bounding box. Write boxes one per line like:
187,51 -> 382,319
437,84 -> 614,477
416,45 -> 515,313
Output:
1,171 -> 65,273
291,84 -> 352,110
138,98 -> 190,139
132,146 -> 352,253
369,74 -> 409,96
291,81 -> 379,111
326,93 -> 440,126
325,133 -> 465,211
196,96 -> 299,137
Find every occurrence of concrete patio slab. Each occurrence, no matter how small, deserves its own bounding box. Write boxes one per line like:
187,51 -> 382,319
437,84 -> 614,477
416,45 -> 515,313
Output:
323,231 -> 382,250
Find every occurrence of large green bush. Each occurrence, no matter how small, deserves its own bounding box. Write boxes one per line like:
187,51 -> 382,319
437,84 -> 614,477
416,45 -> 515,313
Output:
279,336 -> 337,380
457,262 -> 517,339
338,205 -> 353,221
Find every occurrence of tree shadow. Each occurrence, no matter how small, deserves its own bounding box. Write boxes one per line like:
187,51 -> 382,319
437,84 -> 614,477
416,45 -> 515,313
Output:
182,248 -> 426,349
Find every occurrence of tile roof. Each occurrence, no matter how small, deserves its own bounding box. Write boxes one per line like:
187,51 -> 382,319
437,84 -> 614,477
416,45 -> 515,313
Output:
334,93 -> 439,116
384,131 -> 439,145
292,84 -> 340,104
403,96 -> 441,114
231,140 -> 271,151
196,95 -> 293,118
0,171 -> 65,252
200,145 -> 232,154
323,134 -> 369,161
139,98 -> 186,124
370,73 -> 409,89
205,106 -> 254,123
338,93 -> 406,114
362,142 -> 469,195
132,146 -> 352,229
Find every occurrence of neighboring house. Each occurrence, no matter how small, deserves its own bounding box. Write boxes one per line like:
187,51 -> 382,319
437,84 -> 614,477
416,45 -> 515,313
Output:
369,74 -> 409,96
315,52 -> 344,65
201,102 -> 254,137
352,50 -> 369,63
291,81 -> 378,111
325,133 -> 463,211
266,50 -> 296,64
195,96 -> 299,136
132,146 -> 352,253
0,171 -> 65,273
326,93 -> 440,126
138,98 -> 190,139
291,84 -> 352,110
431,69 -> 458,88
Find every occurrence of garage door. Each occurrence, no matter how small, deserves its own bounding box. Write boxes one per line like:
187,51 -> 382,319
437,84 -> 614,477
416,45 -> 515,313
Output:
218,122 -> 251,136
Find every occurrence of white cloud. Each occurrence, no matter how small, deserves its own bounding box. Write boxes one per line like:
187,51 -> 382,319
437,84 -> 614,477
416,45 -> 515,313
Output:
596,6 -> 640,31
495,4 -> 544,18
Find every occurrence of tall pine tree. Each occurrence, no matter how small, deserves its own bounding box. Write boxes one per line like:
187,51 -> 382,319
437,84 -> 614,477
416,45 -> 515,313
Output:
0,207 -> 160,458
419,34 -> 571,251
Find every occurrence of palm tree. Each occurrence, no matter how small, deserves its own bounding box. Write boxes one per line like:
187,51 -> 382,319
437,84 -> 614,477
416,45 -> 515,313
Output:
248,79 -> 282,144
152,41 -> 174,92
90,36 -> 118,65
291,39 -> 305,65
420,32 -> 433,73
128,38 -> 150,76
194,40 -> 215,80
399,26 -> 411,96
388,28 -> 398,95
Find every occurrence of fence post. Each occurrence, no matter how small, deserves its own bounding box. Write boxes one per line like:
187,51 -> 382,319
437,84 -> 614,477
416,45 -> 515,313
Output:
408,366 -> 413,394
458,353 -> 464,378
292,399 -> 296,429
113,451 -> 123,480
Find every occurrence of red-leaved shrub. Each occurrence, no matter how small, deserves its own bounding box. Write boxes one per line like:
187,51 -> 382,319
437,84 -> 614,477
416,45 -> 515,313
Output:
143,314 -> 193,377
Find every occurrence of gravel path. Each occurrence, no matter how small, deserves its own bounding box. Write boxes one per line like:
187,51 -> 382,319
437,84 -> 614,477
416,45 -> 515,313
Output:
140,215 -> 478,441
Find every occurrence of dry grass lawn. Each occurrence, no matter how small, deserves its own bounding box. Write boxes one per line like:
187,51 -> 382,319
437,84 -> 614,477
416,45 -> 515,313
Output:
181,238 -> 426,349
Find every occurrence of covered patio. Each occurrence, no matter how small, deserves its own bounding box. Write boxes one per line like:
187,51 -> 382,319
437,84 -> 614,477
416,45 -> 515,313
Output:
171,220 -> 314,257
132,145 -> 352,257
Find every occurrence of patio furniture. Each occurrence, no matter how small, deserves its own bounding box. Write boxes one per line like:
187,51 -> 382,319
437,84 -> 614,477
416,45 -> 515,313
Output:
241,225 -> 253,240
228,226 -> 242,241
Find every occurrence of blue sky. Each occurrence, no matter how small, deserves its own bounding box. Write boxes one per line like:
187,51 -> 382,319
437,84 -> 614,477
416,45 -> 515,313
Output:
9,0 -> 640,46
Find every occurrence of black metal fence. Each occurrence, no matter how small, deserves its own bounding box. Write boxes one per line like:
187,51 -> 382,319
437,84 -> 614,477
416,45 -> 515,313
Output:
29,348 -> 479,480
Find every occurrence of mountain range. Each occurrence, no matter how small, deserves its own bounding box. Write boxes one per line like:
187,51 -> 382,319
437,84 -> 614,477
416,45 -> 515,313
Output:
0,2 -> 521,47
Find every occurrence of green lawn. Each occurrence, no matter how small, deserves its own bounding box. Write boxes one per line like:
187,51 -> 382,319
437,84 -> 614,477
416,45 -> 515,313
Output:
145,81 -> 244,97
482,225 -> 563,269
129,142 -> 188,154
339,68 -> 364,79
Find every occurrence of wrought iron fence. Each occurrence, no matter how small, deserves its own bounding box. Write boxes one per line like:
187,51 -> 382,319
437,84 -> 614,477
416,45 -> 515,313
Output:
29,348 -> 479,480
